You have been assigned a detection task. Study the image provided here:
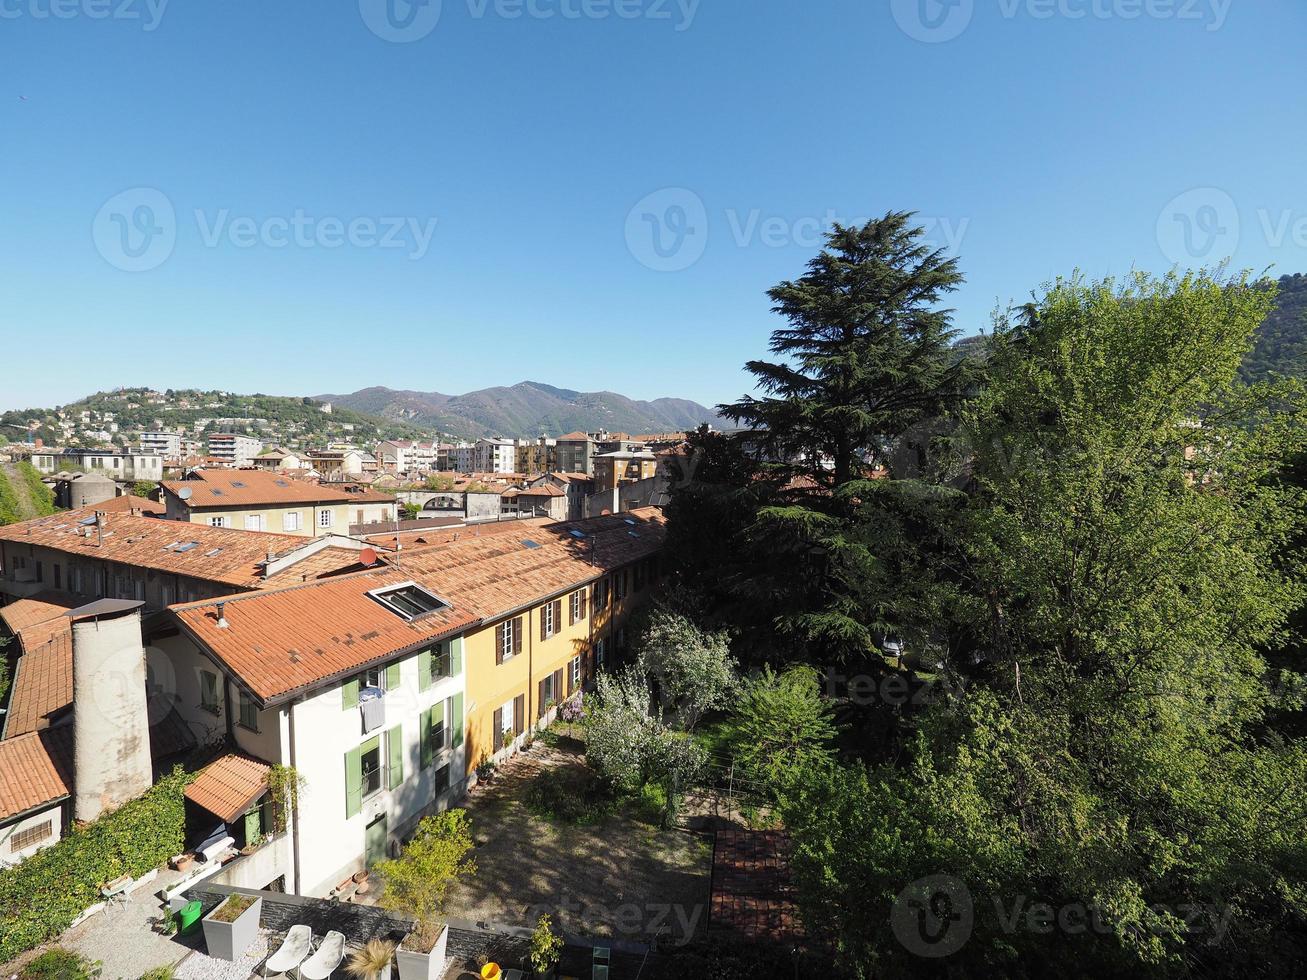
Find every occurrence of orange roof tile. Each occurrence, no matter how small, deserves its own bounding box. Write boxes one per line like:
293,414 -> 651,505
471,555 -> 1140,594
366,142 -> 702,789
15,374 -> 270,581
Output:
161,469 -> 359,509
184,752 -> 271,822
0,727 -> 73,820
555,432 -> 592,442
0,591 -> 77,637
92,494 -> 165,515
518,484 -> 565,497
172,508 -> 666,704
0,508 -> 327,589
2,630 -> 72,739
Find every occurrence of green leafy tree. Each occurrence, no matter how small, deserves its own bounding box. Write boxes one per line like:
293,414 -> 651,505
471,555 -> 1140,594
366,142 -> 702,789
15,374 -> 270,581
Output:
425,473 -> 456,492
635,601 -> 738,730
732,666 -> 838,789
780,270 -> 1307,977
375,809 -> 477,953
131,481 -> 158,498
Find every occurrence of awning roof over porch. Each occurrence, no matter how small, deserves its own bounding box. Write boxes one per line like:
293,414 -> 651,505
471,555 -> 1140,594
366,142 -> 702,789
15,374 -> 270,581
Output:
184,752 -> 271,823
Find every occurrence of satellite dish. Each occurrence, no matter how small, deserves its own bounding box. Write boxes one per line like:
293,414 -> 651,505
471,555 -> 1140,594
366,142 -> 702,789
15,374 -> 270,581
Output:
178,486 -> 192,501
359,547 -> 378,567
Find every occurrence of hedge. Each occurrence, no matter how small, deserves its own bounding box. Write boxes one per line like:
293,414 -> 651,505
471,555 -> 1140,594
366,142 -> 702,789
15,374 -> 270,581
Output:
0,767 -> 193,961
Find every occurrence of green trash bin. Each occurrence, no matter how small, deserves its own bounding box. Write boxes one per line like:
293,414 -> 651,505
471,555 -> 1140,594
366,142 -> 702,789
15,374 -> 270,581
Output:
176,900 -> 203,936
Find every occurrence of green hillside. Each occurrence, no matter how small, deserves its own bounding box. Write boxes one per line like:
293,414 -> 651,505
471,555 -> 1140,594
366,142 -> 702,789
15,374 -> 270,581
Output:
1241,273 -> 1307,383
0,462 -> 57,526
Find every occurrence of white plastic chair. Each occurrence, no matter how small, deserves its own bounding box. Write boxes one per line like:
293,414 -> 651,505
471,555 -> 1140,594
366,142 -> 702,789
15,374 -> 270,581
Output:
299,930 -> 345,979
263,924 -> 312,977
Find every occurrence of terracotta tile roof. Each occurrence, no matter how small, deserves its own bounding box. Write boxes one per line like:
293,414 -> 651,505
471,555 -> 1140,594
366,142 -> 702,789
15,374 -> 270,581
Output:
184,752 -> 271,822
546,473 -> 592,483
161,469 -> 358,509
0,727 -> 73,820
0,591 -> 77,637
709,831 -> 804,947
555,432 -> 592,442
2,629 -> 72,739
0,508 -> 319,589
93,494 -> 165,515
362,518 -> 553,551
171,508 -> 666,704
518,484 -> 565,497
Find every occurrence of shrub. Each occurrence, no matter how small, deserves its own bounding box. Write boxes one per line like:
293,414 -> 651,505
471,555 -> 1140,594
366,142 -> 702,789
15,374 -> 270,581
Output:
523,766 -> 617,825
20,948 -> 101,980
0,767 -> 193,961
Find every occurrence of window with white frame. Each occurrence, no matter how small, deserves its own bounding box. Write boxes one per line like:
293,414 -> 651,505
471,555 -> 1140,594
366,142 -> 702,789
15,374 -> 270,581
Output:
244,514 -> 264,531
570,655 -> 581,689
209,516 -> 227,528
283,511 -> 302,532
596,637 -> 607,668
318,509 -> 333,528
542,600 -> 555,638
501,619 -> 515,661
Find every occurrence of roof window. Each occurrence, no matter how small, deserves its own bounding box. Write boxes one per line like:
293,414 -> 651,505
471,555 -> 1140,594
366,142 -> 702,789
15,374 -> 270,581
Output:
367,582 -> 449,621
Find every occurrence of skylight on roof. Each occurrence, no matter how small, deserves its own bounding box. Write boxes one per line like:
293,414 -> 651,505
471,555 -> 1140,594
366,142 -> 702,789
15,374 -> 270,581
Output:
78,516 -> 97,526
231,481 -> 246,488
624,518 -> 637,525
522,539 -> 541,549
204,548 -> 223,557
175,542 -> 200,553
367,582 -> 449,621
210,488 -> 224,496
274,479 -> 290,487
568,529 -> 587,539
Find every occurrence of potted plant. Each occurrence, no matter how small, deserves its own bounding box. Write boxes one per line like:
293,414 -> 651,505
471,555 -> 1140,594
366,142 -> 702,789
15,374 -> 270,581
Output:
529,913 -> 563,980
475,760 -> 496,785
376,810 -> 477,980
347,939 -> 396,980
200,892 -> 262,961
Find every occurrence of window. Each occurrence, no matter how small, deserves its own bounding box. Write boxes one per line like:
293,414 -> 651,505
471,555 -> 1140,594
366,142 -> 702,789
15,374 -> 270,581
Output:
569,588 -> 588,624
360,743 -> 383,798
238,691 -> 259,732
433,763 -> 451,794
616,569 -> 628,599
596,637 -> 607,669
368,582 -> 448,620
542,600 -> 555,638
319,509 -> 333,528
362,666 -> 384,691
52,564 -> 61,590
244,514 -> 264,531
541,671 -> 557,707
570,655 -> 581,690
200,670 -> 219,713
209,516 -> 228,528
431,644 -> 452,679
283,511 -> 302,532
10,820 -> 52,852
430,700 -> 448,753
594,579 -> 608,610
495,617 -> 523,664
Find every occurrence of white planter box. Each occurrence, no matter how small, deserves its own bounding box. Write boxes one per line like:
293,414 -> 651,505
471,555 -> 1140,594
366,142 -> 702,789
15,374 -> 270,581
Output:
395,924 -> 449,980
201,894 -> 263,962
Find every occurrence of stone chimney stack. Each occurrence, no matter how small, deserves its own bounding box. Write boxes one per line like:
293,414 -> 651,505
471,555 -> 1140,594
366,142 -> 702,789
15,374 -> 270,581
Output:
70,600 -> 153,823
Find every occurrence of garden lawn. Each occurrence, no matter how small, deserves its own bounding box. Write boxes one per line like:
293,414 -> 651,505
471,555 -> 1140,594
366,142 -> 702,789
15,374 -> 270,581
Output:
442,741 -> 714,947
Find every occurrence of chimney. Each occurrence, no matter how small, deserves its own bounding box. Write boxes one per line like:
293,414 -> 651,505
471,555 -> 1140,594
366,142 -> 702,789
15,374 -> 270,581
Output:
216,601 -> 229,629
69,600 -> 153,823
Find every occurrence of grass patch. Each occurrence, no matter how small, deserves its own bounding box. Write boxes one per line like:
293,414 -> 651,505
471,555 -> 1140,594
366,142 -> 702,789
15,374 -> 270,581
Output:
522,766 -> 618,826
20,949 -> 101,979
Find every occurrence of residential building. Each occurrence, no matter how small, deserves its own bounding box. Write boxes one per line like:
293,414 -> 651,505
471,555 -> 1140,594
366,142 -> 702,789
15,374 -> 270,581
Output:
305,449 -> 367,480
474,439 -> 516,475
378,440 -> 438,475
252,447 -> 308,471
341,487 -> 400,529
553,432 -> 594,475
592,451 -> 659,492
160,469 -> 360,536
514,483 -> 568,521
514,438 -> 555,477
449,444 -> 476,474
139,431 -> 183,459
528,472 -> 593,521
31,448 -> 164,483
207,433 -> 263,467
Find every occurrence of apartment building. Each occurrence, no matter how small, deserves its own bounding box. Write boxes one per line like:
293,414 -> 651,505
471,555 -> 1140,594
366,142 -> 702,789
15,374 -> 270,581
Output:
378,440 -> 438,475
31,448 -> 164,483
592,450 -> 659,491
139,431 -> 183,459
164,508 -> 664,895
252,447 -> 308,471
161,469 -> 359,536
207,433 -> 264,467
474,438 -> 516,475
305,448 -> 368,479
514,438 -> 556,477
553,432 -> 595,475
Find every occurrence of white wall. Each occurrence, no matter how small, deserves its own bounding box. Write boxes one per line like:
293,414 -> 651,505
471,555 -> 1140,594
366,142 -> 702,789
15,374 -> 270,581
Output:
285,640 -> 467,897
0,805 -> 64,867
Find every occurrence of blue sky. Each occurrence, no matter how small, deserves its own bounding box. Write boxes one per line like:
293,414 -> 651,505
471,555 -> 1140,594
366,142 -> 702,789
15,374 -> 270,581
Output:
1,0 -> 1304,412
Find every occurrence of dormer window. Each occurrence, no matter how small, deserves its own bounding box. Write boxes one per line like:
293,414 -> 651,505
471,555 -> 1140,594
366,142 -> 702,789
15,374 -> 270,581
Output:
367,581 -> 449,620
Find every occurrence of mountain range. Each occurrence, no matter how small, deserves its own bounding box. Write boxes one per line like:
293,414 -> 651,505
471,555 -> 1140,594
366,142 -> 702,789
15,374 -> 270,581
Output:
316,382 -> 722,439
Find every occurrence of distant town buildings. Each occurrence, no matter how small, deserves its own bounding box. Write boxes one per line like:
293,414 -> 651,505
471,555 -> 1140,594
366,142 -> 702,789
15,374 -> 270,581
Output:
206,433 -> 263,467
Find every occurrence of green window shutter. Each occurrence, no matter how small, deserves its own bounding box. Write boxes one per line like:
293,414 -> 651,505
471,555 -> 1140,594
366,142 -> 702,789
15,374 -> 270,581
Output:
345,746 -> 362,818
342,678 -> 360,711
418,650 -> 432,692
385,662 -> 401,692
451,692 -> 464,748
388,725 -> 403,790
420,708 -> 433,769
451,638 -> 464,676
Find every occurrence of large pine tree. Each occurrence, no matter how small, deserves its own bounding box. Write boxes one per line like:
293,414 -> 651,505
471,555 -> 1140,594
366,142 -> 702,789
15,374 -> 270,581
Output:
720,212 -> 966,487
